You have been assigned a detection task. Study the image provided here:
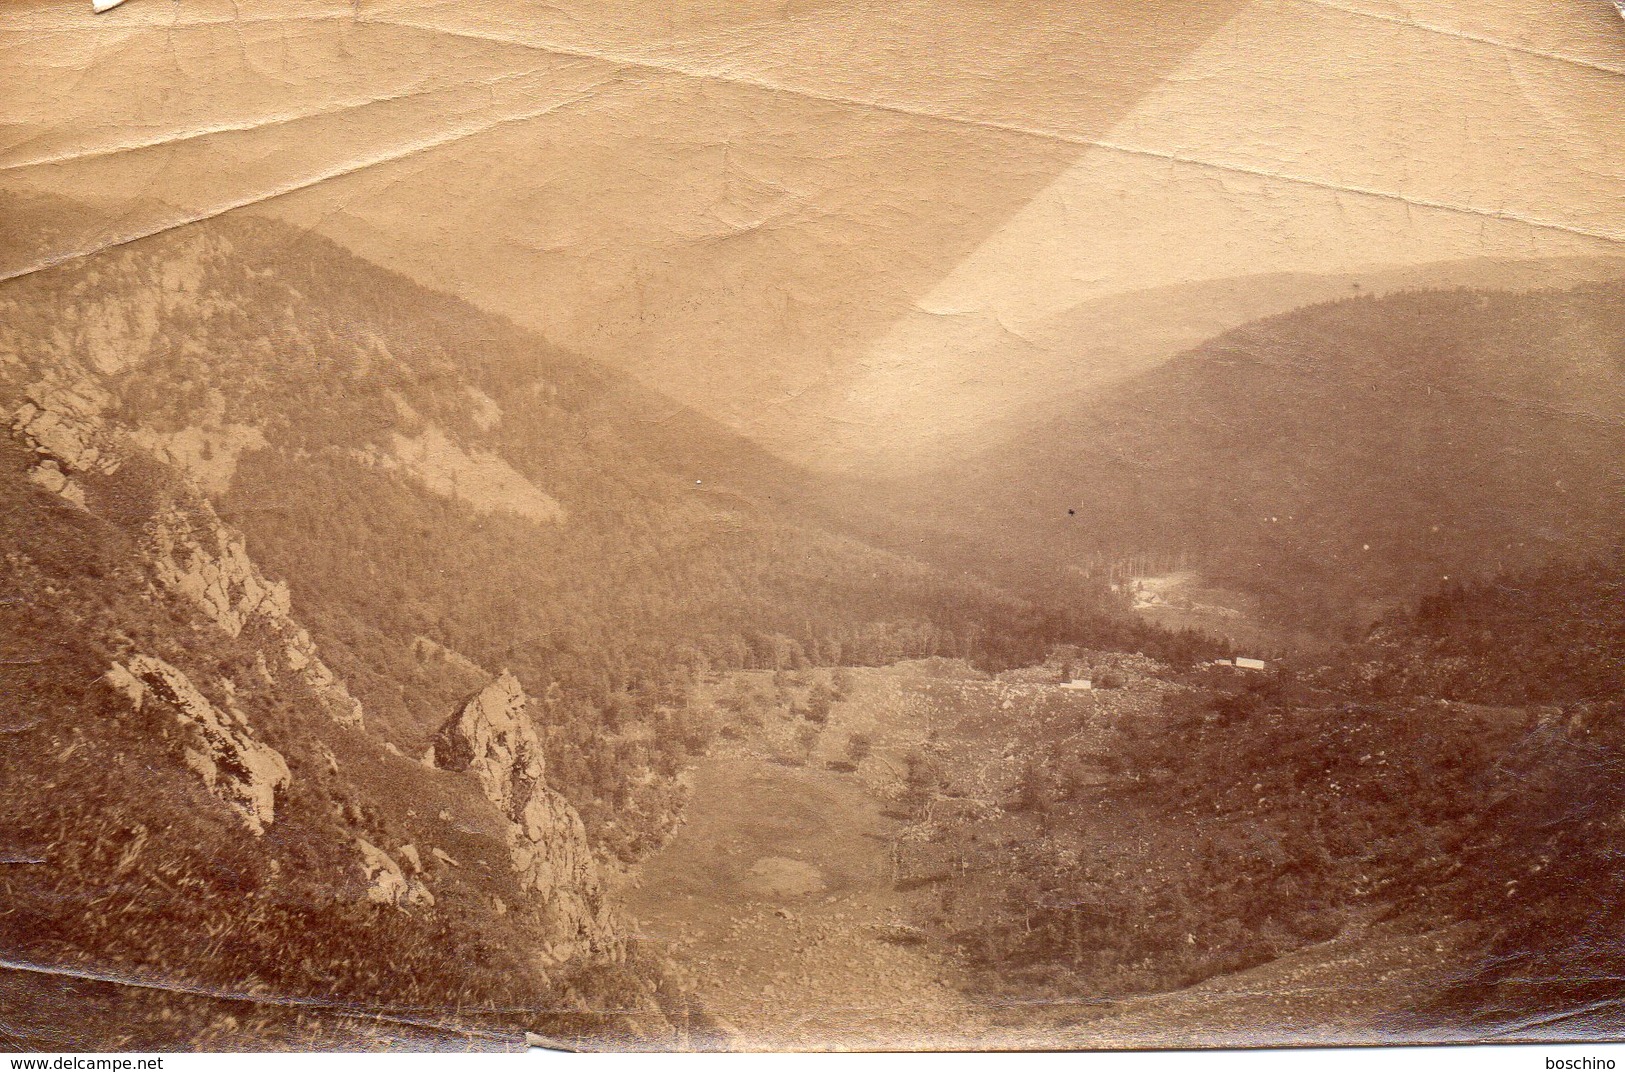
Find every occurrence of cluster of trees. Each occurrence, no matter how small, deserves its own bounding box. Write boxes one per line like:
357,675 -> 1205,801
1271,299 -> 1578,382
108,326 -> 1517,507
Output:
1363,548 -> 1624,706
927,553 -> 1625,1014
1371,552 -> 1625,1023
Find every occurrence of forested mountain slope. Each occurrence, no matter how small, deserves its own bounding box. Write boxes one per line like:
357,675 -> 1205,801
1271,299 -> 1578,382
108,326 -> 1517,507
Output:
0,196 -> 1219,1047
916,285 -> 1625,634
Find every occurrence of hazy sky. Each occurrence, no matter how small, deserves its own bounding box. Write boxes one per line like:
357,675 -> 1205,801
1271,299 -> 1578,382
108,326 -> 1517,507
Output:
835,0 -> 1625,462
4,0 -> 1623,470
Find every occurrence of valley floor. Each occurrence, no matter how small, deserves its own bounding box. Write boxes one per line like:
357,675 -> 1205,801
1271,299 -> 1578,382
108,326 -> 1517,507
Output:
614,664 -> 1485,1051
617,669 -> 989,1049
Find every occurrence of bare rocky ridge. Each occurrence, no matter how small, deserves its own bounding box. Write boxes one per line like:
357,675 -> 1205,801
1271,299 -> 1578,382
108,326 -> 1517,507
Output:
105,655 -> 291,835
11,370 -> 119,509
4,326 -> 636,984
8,349 -> 367,730
10,358 -> 373,874
147,501 -> 365,729
354,837 -> 435,909
433,672 -> 619,963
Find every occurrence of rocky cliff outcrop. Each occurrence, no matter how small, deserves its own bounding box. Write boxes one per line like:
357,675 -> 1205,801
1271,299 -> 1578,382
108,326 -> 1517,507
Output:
148,503 -> 291,635
433,672 -> 618,962
10,369 -> 118,508
11,373 -> 119,477
146,502 -> 365,728
9,358 -> 364,730
106,655 -> 291,835
27,459 -> 87,508
354,837 -> 435,909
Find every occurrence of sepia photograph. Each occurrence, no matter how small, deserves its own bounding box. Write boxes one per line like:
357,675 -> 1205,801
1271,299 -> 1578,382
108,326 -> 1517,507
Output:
2,0 -> 1623,1054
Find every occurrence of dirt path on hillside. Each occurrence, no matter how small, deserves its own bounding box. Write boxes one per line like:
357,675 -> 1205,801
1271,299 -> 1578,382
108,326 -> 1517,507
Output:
618,671 -> 992,1050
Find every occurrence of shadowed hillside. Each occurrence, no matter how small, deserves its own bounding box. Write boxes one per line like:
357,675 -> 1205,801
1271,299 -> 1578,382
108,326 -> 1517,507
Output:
906,285 -> 1625,638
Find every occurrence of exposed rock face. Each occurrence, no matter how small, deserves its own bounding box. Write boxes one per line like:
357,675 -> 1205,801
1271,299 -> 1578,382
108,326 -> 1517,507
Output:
149,503 -> 290,635
411,635 -> 486,680
11,371 -> 118,507
109,655 -> 291,835
127,421 -> 267,496
148,503 -> 365,728
9,359 -> 361,731
27,459 -> 86,508
353,425 -> 566,526
361,840 -> 427,907
355,838 -> 435,909
11,374 -> 120,476
434,672 -> 617,961
356,837 -> 409,905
